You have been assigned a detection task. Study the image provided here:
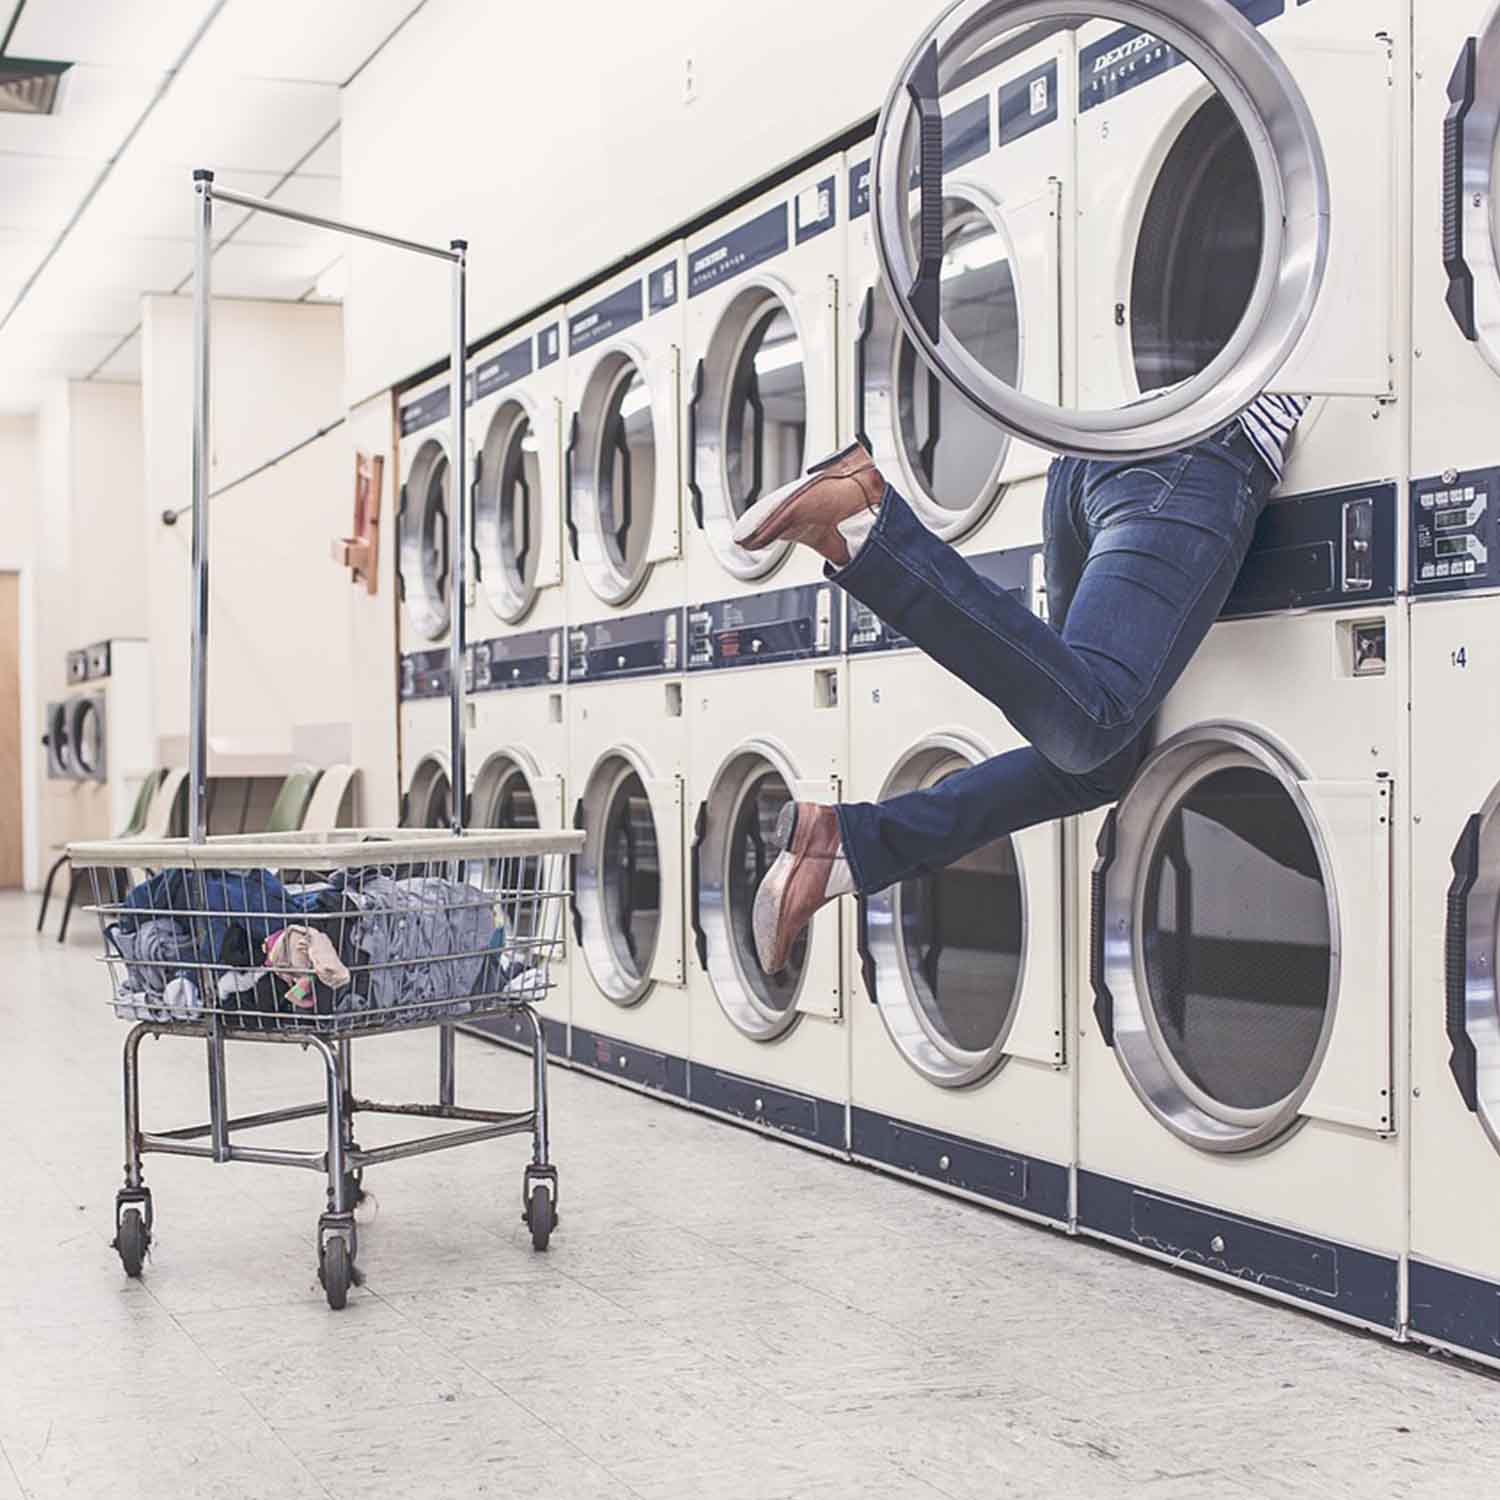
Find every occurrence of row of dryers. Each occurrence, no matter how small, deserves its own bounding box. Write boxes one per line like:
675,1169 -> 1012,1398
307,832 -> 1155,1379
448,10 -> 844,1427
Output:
388,0 -> 1500,1367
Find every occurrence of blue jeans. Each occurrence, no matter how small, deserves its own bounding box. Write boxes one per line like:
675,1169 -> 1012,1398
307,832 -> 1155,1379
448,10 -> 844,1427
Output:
834,425 -> 1274,895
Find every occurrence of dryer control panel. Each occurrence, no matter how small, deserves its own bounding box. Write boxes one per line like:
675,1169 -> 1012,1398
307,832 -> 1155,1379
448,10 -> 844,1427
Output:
469,629 -> 563,693
567,608 -> 683,683
848,546 -> 1044,655
686,584 -> 840,671
1412,468 -> 1496,597
399,649 -> 451,702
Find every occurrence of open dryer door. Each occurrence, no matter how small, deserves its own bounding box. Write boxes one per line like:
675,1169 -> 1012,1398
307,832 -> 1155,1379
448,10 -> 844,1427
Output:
872,0 -> 1335,458
1445,2 -> 1500,376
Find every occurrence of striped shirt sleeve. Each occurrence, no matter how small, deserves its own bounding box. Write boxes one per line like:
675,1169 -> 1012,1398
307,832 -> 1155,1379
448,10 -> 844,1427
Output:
1237,394 -> 1310,483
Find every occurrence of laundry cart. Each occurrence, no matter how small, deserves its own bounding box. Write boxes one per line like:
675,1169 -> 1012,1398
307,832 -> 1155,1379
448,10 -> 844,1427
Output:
68,170 -> 582,1310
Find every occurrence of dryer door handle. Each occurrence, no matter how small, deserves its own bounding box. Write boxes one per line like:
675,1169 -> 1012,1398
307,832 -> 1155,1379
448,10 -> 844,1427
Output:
689,800 -> 708,971
1447,812 -> 1483,1113
855,893 -> 877,1006
1090,807 -> 1119,1049
686,359 -> 705,531
564,413 -> 581,561
906,37 -> 944,346
1445,37 -> 1480,341
569,796 -> 584,947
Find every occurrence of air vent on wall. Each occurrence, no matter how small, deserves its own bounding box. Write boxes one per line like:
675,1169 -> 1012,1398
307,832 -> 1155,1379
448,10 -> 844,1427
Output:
0,58 -> 71,115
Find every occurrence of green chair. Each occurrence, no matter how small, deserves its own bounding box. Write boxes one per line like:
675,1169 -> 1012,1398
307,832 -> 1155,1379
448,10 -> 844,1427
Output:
264,767 -> 324,834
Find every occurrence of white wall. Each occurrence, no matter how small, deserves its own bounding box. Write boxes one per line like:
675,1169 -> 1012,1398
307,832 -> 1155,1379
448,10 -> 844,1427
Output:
341,0 -> 942,402
0,414 -> 41,887
141,296 -> 354,758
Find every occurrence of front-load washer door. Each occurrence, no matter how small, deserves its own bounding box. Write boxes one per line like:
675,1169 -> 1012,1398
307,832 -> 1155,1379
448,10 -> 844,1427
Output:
475,394 -> 561,624
692,748 -> 841,1040
1093,725 -> 1393,1152
576,751 -> 684,1003
861,734 -> 1064,1086
70,695 -> 106,782
398,435 -> 454,643
1446,782 -> 1500,1151
1445,2 -> 1500,378
855,29 -> 1067,539
871,0 -> 1336,457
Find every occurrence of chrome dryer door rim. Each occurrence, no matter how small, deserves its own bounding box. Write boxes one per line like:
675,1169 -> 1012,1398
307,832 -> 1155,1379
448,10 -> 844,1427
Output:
1448,779 -> 1500,1153
1446,2 -> 1500,377
872,0 -> 1330,458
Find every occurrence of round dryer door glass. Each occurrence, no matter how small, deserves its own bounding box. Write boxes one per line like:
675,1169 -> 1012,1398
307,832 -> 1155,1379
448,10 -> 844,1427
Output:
725,304 -> 806,517
875,198 -> 1017,534
476,401 -> 543,623
72,699 -> 104,778
403,758 -> 452,830
572,354 -> 658,603
474,755 -> 545,931
1098,731 -> 1339,1151
868,743 -> 1026,1085
578,755 -> 662,1004
698,751 -> 808,1039
870,0 -> 1329,456
398,437 -> 452,641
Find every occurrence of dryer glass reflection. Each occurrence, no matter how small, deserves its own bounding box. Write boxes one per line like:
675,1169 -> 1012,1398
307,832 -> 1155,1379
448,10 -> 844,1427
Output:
479,765 -> 544,931
477,401 -> 542,616
726,304 -> 806,518
74,700 -> 103,777
898,805 -> 1024,1056
1131,96 -> 1263,393
599,363 -> 657,581
402,762 -> 452,831
601,769 -> 661,985
421,452 -> 451,612
896,204 -> 1018,515
727,767 -> 807,1012
1141,766 -> 1331,1110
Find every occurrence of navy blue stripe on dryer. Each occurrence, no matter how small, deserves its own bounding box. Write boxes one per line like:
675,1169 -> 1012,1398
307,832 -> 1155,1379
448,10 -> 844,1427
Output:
472,337 -> 533,402
1080,0 -> 1284,112
569,280 -> 643,353
689,202 -> 789,297
794,176 -> 838,245
850,158 -> 872,220
999,58 -> 1059,147
537,322 -> 562,368
399,385 -> 450,435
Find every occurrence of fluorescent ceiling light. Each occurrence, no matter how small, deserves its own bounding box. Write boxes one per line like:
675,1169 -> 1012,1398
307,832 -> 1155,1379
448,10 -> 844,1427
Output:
619,385 -> 652,418
0,58 -> 71,115
941,234 -> 1009,282
521,435 -> 538,453
754,338 -> 803,377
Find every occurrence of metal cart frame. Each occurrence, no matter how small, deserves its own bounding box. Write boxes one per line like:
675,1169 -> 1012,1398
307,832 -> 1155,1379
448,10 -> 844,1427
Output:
68,176 -> 580,1309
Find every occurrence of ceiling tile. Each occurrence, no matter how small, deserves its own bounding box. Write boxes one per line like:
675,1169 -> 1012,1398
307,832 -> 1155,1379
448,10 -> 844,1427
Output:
188,0 -> 422,85
0,65 -> 161,162
8,0 -> 219,72
0,154 -> 105,233
209,239 -> 334,300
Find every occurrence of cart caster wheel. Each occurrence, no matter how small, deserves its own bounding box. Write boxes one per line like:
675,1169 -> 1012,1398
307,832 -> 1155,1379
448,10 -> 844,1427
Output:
115,1207 -> 149,1279
319,1237 -> 353,1310
525,1183 -> 554,1252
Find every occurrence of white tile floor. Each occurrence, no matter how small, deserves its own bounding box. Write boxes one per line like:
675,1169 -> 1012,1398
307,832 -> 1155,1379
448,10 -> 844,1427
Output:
4,891 -> 1499,1500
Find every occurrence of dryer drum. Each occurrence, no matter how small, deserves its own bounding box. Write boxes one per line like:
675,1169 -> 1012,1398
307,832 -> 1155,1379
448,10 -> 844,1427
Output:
1096,726 -> 1340,1152
694,287 -> 808,579
866,736 -> 1026,1087
577,753 -> 662,1005
571,354 -> 657,604
475,400 -> 544,623
402,754 -> 453,831
473,753 -> 545,927
860,195 -> 1019,540
697,748 -> 808,1040
871,0 -> 1330,457
398,437 -> 453,642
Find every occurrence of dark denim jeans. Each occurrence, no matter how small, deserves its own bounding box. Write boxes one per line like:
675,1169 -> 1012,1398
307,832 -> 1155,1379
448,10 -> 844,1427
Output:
834,425 -> 1274,895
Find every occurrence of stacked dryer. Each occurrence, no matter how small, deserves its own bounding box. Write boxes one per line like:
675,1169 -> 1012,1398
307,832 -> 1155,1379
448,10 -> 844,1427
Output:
841,33 -> 1078,1215
867,0 -> 1412,1324
681,157 -> 850,1151
1406,0 -> 1500,1368
565,248 -> 692,1096
396,370 -> 461,829
464,312 -> 572,1057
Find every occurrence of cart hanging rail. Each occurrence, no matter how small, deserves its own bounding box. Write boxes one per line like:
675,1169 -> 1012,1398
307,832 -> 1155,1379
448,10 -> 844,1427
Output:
68,174 -> 583,1311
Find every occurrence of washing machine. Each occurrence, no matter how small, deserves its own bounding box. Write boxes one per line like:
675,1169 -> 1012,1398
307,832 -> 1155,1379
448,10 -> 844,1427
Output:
468,309 -> 567,642
1071,484 -> 1407,1333
44,700 -> 77,782
564,249 -> 686,626
683,158 -> 843,604
397,372 -> 461,828
566,609 -> 690,1098
845,545 -> 1074,1225
462,626 -> 571,1059
682,582 -> 847,1152
845,25 -> 1071,555
869,0 -> 1402,480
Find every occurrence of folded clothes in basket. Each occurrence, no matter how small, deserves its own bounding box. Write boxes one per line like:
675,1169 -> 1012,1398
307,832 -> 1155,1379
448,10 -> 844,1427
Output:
107,866 -> 539,1029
